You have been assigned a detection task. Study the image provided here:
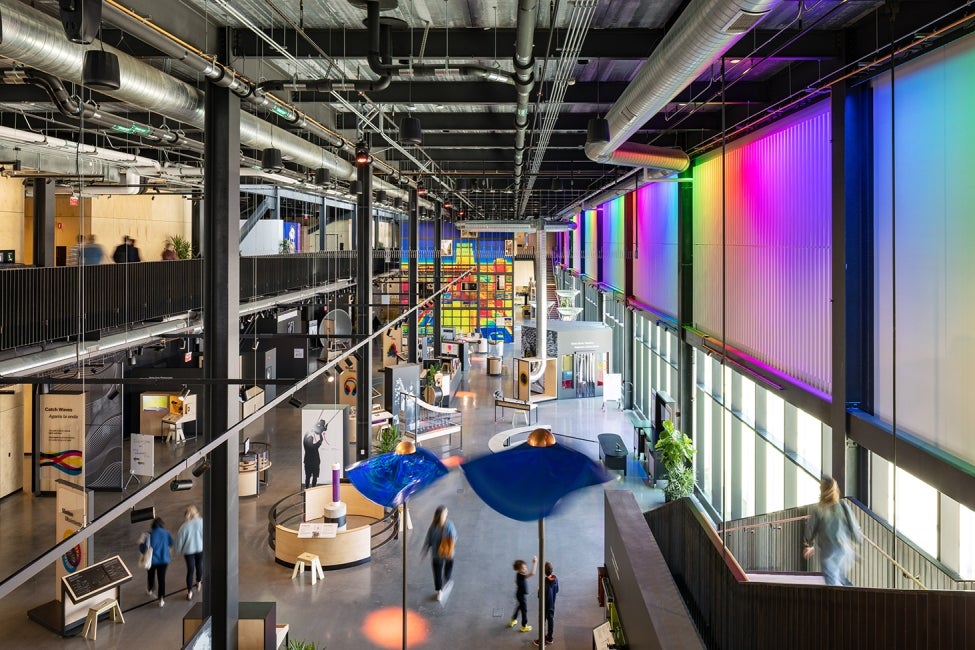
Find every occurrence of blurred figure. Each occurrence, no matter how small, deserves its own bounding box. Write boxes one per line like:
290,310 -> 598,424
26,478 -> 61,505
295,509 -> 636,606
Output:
174,505 -> 204,600
803,477 -> 862,586
128,238 -> 142,262
139,517 -> 173,607
508,555 -> 537,632
161,242 -> 178,261
534,561 -> 559,646
112,236 -> 131,263
82,235 -> 104,265
67,235 -> 84,266
421,505 -> 457,601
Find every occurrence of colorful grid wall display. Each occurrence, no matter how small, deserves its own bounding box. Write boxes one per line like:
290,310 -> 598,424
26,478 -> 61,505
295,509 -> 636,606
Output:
692,99 -> 832,393
632,179 -> 679,317
872,31 -> 975,465
399,221 -> 514,342
571,212 -> 582,272
599,195 -> 627,292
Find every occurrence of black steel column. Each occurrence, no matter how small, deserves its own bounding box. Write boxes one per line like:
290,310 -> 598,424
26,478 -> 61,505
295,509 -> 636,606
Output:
31,179 -> 55,267
432,200 -> 442,356
191,195 -> 203,258
677,168 -> 695,435
408,188 -> 419,363
830,82 -> 848,493
355,146 -> 374,462
202,81 -> 241,646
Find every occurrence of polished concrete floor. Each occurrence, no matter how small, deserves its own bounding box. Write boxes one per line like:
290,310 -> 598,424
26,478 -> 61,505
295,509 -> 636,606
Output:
0,327 -> 662,649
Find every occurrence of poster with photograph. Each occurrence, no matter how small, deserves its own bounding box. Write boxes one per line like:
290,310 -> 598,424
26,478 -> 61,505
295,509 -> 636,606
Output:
440,239 -> 453,258
299,405 -> 346,490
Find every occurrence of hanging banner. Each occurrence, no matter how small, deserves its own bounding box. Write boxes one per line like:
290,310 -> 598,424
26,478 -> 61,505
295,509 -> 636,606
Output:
39,393 -> 86,492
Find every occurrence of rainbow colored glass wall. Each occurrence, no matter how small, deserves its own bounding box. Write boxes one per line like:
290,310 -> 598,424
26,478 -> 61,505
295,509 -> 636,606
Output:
632,180 -> 679,316
598,196 -> 626,292
582,209 -> 599,279
692,100 -> 832,392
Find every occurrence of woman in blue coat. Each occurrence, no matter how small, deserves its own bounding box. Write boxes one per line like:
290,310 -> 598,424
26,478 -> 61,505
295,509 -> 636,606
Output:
140,517 -> 174,607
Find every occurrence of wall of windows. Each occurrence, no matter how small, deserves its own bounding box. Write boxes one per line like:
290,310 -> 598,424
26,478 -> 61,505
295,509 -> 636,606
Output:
632,313 -> 678,420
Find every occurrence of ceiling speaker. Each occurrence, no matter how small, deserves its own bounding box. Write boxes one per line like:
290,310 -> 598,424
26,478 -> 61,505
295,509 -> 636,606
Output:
399,115 -> 423,145
586,117 -> 611,146
261,148 -> 283,173
83,50 -> 120,91
59,0 -> 103,44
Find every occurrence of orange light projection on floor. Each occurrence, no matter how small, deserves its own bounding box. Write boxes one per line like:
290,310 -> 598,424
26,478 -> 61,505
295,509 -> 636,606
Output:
440,455 -> 464,469
363,607 -> 430,648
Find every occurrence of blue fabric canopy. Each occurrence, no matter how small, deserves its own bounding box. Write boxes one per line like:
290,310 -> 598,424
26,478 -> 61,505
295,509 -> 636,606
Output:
461,442 -> 611,521
346,446 -> 448,508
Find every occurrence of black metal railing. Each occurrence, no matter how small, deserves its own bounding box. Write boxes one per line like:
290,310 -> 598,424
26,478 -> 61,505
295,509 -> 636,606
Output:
0,251 -> 402,351
645,498 -> 975,650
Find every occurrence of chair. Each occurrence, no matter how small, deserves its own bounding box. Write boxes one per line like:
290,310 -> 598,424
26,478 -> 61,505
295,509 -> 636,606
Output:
291,552 -> 325,585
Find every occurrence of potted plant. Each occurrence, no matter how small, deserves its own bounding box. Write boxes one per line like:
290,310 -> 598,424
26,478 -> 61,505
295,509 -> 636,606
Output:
287,640 -> 324,650
374,420 -> 401,455
165,234 -> 192,259
654,420 -> 696,501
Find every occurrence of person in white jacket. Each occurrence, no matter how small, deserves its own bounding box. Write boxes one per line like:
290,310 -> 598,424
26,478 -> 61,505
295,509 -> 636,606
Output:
173,505 -> 204,600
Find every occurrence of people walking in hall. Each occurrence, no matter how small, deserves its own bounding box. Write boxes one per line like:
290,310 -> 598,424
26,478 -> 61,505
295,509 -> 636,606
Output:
508,555 -> 537,632
302,420 -> 326,488
174,505 -> 204,601
140,517 -> 174,607
113,235 -> 134,263
802,476 -> 862,586
421,505 -> 457,602
533,561 -> 559,646
67,235 -> 84,266
82,234 -> 104,265
127,238 -> 142,262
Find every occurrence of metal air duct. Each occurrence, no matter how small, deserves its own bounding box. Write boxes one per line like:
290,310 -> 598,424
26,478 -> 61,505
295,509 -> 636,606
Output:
584,0 -> 779,170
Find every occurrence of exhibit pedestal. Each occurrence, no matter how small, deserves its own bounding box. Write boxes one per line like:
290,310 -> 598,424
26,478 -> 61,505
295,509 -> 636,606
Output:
323,501 -> 347,530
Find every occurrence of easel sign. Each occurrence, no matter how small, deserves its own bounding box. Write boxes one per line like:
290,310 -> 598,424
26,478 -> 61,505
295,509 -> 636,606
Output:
130,434 -> 154,477
602,373 -> 623,411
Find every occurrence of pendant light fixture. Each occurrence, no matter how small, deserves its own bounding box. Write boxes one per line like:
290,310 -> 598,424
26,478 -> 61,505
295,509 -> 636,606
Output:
586,58 -> 610,146
315,168 -> 331,185
262,147 -> 283,173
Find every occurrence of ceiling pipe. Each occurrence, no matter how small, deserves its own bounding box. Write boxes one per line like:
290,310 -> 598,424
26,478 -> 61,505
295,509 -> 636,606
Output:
24,69 -> 206,154
584,0 -> 779,171
512,0 -> 539,194
0,1 -> 360,182
101,0 -> 347,150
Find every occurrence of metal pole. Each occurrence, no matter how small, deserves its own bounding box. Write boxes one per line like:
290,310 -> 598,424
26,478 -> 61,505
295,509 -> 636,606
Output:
538,518 -> 545,649
402,502 -> 408,650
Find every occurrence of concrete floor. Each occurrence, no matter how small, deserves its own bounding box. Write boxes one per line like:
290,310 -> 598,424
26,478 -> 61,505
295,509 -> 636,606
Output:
0,326 -> 662,649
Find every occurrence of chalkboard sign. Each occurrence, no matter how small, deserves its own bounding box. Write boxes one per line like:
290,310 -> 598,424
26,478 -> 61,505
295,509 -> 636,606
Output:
62,555 -> 132,603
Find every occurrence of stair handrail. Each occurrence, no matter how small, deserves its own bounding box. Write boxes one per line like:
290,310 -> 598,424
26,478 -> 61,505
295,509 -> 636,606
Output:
718,509 -> 928,590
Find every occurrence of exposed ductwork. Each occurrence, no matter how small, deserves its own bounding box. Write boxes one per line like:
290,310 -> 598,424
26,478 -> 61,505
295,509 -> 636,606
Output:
584,0 -> 779,171
0,0 -> 357,181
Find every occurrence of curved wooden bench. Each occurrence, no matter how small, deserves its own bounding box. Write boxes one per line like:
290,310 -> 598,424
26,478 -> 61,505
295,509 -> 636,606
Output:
274,484 -> 386,570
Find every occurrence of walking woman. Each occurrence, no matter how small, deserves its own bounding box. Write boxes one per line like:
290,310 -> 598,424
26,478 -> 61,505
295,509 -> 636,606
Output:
421,505 -> 457,601
803,477 -> 862,586
174,505 -> 204,600
140,517 -> 174,607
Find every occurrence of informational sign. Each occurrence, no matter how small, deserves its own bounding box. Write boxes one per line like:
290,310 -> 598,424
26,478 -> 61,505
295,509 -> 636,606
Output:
62,555 -> 132,604
297,523 -> 338,539
130,433 -> 154,477
603,373 -> 623,410
55,480 -> 90,601
39,392 -> 86,492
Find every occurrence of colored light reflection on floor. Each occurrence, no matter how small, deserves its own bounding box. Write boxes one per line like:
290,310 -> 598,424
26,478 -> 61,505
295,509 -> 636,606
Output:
453,390 -> 476,399
440,455 -> 464,469
363,607 -> 430,648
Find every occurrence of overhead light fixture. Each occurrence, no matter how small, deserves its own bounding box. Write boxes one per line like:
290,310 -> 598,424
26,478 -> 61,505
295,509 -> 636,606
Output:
261,148 -> 283,173
375,190 -> 387,203
586,117 -> 611,146
288,396 -> 304,408
83,50 -> 121,91
170,478 -> 194,491
177,385 -> 190,401
106,385 -> 120,400
130,506 -> 156,524
393,197 -> 403,209
315,168 -> 330,185
349,180 -> 361,195
354,141 -> 371,166
399,115 -> 423,145
458,178 -> 469,192
417,179 -> 426,197
191,457 -> 211,477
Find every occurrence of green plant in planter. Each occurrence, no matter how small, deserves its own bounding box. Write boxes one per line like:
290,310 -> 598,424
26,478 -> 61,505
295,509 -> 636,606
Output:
287,640 -> 324,650
374,421 -> 401,455
654,420 -> 697,501
165,234 -> 192,259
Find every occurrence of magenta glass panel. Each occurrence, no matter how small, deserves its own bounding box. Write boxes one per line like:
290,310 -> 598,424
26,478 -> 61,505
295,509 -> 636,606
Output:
631,181 -> 679,317
599,196 -> 626,291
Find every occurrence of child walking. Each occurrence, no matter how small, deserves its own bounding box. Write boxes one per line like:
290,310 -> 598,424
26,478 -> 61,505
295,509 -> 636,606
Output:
533,561 -> 559,646
508,555 -> 537,632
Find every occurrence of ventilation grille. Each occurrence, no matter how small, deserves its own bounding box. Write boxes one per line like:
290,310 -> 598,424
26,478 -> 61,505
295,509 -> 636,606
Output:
721,10 -> 769,34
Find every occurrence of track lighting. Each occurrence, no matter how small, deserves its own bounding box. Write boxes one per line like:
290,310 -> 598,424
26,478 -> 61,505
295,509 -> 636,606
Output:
130,506 -> 156,524
106,385 -> 120,400
288,396 -> 304,409
170,478 -> 194,492
191,457 -> 211,478
177,385 -> 190,401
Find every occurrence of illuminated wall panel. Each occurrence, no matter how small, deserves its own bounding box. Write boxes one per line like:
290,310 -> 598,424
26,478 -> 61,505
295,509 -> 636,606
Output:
582,209 -> 599,279
599,196 -> 626,291
873,33 -> 975,465
632,180 -> 679,317
571,211 -> 581,272
692,100 -> 832,393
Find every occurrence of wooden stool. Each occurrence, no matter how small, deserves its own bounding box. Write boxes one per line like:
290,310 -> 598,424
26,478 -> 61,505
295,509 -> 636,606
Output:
82,597 -> 124,641
291,552 -> 325,585
163,420 -> 185,445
